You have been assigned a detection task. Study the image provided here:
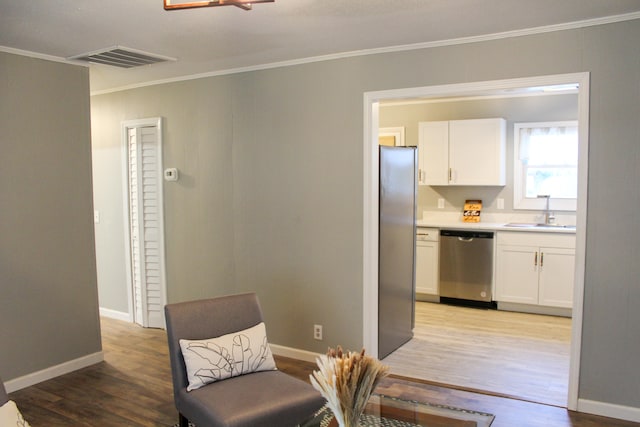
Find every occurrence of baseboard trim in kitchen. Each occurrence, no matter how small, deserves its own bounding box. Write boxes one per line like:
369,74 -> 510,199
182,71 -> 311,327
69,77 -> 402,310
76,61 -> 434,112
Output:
440,297 -> 497,310
497,302 -> 572,318
578,398 -> 640,423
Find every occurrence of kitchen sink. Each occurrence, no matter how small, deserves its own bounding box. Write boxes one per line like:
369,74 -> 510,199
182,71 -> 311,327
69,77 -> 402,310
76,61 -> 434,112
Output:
504,223 -> 576,229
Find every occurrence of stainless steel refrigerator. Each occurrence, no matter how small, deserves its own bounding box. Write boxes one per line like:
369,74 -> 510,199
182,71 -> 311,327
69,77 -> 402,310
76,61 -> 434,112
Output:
378,146 -> 417,359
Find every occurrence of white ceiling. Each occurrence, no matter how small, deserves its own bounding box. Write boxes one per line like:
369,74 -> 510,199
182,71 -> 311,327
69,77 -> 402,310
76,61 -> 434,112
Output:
2,0 -> 640,93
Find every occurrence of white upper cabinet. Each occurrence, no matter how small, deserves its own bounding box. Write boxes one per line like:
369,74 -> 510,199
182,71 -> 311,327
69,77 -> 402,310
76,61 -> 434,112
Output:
417,121 -> 449,185
418,118 -> 506,186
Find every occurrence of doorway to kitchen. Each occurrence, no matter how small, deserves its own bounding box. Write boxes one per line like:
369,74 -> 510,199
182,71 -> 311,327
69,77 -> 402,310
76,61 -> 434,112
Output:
362,73 -> 589,410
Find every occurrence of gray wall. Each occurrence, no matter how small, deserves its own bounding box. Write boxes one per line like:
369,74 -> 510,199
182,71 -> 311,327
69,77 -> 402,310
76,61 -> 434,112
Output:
380,94 -> 579,216
92,78 -> 239,312
91,19 -> 640,408
0,52 -> 102,381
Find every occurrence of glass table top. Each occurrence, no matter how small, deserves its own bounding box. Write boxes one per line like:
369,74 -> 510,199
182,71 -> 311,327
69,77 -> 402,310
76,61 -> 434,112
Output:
299,394 -> 494,427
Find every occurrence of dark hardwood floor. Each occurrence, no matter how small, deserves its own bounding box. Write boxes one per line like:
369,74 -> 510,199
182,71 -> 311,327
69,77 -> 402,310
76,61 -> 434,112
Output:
8,317 -> 640,427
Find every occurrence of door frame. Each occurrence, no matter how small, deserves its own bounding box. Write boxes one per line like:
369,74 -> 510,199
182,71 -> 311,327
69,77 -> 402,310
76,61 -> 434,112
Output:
121,117 -> 168,327
362,72 -> 590,410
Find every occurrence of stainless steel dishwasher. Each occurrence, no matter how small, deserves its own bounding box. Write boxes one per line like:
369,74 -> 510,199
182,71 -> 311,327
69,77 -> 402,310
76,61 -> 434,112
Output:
439,229 -> 495,308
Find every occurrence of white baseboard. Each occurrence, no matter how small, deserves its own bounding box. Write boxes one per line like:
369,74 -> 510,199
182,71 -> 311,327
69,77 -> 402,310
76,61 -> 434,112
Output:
4,351 -> 104,393
497,302 -> 572,318
578,398 -> 640,423
270,344 -> 322,364
99,307 -> 131,322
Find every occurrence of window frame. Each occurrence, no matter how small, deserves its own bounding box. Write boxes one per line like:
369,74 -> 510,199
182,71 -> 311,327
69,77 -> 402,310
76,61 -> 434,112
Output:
513,120 -> 578,212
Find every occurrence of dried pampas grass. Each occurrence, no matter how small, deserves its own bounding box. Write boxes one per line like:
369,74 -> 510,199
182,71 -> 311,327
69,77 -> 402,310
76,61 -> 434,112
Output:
310,346 -> 389,427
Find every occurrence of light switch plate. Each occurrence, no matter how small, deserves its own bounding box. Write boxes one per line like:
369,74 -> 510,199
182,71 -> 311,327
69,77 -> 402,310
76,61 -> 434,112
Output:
437,198 -> 445,209
497,198 -> 505,210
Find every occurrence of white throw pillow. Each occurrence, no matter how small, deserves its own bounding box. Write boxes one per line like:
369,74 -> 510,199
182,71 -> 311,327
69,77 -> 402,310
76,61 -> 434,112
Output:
0,400 -> 31,426
180,322 -> 277,391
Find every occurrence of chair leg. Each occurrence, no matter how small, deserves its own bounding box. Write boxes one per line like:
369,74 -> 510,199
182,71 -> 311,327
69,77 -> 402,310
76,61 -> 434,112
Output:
179,413 -> 189,427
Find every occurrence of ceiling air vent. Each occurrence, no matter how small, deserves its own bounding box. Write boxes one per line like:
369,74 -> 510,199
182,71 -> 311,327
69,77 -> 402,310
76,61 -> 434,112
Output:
68,46 -> 176,68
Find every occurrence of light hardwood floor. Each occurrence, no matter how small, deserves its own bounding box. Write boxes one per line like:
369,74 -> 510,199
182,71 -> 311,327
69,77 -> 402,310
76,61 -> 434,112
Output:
383,302 -> 571,406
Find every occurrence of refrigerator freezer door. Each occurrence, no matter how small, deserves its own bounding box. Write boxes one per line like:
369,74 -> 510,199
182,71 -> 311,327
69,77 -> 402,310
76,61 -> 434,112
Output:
378,146 -> 417,359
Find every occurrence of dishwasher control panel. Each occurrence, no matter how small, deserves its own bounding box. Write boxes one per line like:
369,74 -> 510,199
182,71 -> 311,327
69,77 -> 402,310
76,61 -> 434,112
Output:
440,229 -> 494,239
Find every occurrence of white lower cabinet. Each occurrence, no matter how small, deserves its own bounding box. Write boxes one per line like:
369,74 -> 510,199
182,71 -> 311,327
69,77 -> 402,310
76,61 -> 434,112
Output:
495,244 -> 539,305
495,232 -> 575,309
537,247 -> 575,307
416,228 -> 439,296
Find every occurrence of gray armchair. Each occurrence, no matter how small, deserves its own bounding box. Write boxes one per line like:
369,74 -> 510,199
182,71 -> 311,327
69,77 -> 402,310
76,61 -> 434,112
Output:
165,293 -> 325,427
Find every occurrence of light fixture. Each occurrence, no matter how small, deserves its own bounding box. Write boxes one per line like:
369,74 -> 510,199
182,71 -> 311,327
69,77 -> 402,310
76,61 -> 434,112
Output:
164,0 -> 274,11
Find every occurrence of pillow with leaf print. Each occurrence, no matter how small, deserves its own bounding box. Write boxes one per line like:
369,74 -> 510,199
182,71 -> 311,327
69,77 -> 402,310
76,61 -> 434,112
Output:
179,321 -> 277,391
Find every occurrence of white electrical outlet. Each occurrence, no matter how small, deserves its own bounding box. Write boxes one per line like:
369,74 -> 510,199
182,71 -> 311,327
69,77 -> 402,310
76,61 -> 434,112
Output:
313,324 -> 323,341
437,198 -> 445,209
497,198 -> 505,210
164,167 -> 179,181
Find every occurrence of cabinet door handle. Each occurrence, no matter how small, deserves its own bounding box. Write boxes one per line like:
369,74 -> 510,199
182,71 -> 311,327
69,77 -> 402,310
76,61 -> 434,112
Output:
534,252 -> 538,267
448,168 -> 452,182
540,252 -> 544,268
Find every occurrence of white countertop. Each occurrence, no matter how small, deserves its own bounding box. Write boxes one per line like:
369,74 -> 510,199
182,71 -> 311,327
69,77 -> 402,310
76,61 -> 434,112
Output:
417,211 -> 576,234
417,220 -> 575,233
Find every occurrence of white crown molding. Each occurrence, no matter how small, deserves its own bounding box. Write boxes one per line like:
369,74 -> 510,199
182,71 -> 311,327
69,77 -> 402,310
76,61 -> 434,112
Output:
89,11 -> 640,96
3,11 -> 639,95
0,46 -> 88,67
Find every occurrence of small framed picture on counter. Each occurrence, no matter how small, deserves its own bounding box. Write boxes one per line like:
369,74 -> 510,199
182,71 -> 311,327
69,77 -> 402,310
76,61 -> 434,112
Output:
463,199 -> 482,223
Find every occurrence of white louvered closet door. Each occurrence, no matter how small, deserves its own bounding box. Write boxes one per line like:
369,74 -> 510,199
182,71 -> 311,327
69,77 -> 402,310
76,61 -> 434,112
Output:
127,126 -> 165,328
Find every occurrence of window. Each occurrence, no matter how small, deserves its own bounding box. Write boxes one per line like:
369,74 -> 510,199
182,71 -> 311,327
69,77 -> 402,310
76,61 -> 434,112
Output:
513,121 -> 578,211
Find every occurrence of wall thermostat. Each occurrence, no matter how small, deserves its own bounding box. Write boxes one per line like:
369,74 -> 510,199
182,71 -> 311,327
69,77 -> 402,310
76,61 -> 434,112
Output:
164,168 -> 179,181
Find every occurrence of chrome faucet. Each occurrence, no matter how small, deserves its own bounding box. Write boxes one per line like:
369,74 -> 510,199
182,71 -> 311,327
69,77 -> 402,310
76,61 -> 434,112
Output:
537,194 -> 555,225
